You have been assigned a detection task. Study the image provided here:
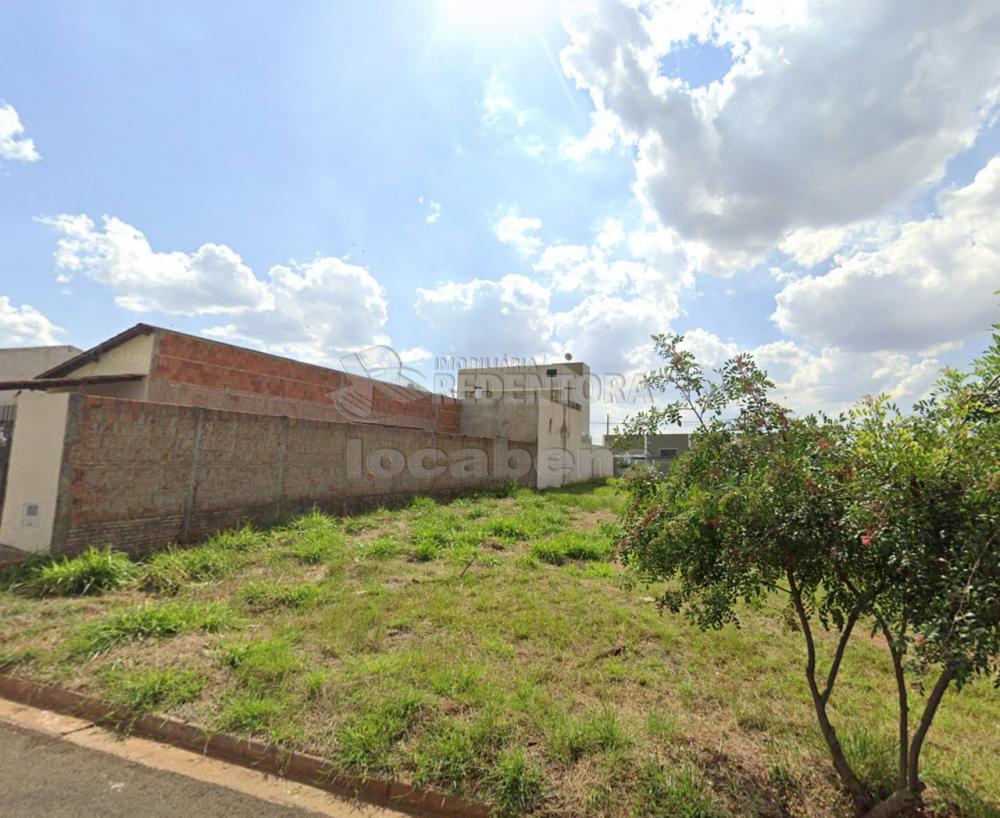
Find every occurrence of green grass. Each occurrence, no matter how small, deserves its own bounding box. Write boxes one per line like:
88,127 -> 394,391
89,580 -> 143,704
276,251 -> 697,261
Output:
1,481 -> 997,818
23,547 -> 137,596
101,667 -> 205,713
74,601 -> 236,655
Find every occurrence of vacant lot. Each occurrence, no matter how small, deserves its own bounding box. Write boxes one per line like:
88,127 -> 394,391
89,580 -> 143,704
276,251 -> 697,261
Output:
0,482 -> 997,817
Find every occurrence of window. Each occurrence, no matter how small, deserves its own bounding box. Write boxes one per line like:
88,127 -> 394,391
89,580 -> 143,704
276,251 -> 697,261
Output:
546,368 -> 558,377
658,448 -> 678,459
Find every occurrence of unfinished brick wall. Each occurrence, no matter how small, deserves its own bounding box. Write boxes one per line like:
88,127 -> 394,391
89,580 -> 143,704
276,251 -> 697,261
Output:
149,331 -> 460,433
51,395 -> 534,555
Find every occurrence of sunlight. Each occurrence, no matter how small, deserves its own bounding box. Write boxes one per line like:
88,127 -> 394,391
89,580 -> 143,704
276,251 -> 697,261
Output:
439,0 -> 555,35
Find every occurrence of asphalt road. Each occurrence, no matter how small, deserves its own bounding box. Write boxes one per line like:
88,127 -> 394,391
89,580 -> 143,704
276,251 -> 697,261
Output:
0,721 -> 326,818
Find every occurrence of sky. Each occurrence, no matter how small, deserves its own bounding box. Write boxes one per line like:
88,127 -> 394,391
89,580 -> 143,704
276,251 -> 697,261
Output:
1,0 -> 999,438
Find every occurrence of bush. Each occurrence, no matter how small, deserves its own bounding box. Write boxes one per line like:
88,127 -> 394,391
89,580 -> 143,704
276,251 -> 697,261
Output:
26,547 -> 136,596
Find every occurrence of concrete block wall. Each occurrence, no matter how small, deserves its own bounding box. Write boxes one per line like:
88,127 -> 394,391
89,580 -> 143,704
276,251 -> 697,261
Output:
150,331 -> 460,434
47,394 -> 534,555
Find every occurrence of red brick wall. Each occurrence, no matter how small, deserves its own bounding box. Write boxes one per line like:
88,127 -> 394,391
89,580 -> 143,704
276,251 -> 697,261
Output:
54,395 -> 534,555
150,331 -> 460,434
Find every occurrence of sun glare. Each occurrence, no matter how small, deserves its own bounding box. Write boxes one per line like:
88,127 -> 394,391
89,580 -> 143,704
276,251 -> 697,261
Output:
440,0 -> 554,34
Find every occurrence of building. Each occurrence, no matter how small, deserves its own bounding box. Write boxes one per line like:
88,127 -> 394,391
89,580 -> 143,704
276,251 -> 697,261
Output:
604,432 -> 690,474
457,362 -> 611,488
0,325 -> 609,556
0,345 -> 81,407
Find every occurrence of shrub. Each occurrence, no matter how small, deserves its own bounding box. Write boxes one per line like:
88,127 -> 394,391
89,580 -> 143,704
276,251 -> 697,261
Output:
26,547 -> 136,596
618,328 -> 1000,818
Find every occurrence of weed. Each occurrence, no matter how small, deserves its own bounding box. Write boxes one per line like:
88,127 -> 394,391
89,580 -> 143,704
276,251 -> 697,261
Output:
531,531 -> 610,565
489,747 -> 544,817
548,708 -> 631,763
220,637 -> 303,687
0,647 -> 38,670
25,547 -> 136,596
239,581 -> 320,612
303,669 -> 331,699
220,692 -> 288,734
75,602 -> 236,655
358,535 -> 401,560
843,729 -> 898,798
335,691 -> 424,773
289,530 -> 344,564
142,545 -> 238,594
102,667 -> 205,713
412,716 -> 500,793
204,524 -> 267,552
633,762 -> 724,818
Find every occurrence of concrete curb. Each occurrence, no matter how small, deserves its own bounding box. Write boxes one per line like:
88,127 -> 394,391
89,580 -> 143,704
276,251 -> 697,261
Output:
0,673 -> 491,818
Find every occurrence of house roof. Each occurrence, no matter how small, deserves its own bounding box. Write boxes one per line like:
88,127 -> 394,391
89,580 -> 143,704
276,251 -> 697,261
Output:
36,324 -> 157,379
0,374 -> 146,390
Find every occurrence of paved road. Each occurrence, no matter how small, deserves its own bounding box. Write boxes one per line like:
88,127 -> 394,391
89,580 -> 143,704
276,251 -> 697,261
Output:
0,721 -> 329,818
0,725 -> 316,818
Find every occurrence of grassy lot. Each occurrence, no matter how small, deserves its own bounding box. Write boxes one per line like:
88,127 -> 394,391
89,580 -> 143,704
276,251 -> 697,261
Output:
0,481 -> 997,818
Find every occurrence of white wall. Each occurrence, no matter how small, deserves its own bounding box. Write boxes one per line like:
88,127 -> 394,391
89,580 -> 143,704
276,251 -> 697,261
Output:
0,345 -> 81,405
0,392 -> 71,552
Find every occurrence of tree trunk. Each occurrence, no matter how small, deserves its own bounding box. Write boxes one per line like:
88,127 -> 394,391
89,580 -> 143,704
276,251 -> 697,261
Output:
859,788 -> 918,818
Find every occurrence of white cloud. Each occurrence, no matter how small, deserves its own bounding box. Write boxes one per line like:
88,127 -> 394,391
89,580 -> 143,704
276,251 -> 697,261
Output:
773,157 -> 1000,353
0,296 -> 62,346
39,214 -> 390,363
39,214 -> 272,315
669,329 -> 944,415
493,210 -> 543,256
415,274 -> 553,357
559,0 -> 1000,262
0,103 -> 40,163
417,196 -> 442,224
205,257 -> 389,364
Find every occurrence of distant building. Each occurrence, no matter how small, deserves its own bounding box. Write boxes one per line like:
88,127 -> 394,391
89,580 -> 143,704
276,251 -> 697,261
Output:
603,432 -> 690,475
457,362 -> 612,489
0,345 -> 81,407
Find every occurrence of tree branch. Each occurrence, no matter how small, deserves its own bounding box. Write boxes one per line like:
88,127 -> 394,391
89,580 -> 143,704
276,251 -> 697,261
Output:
907,665 -> 954,792
787,570 -> 872,813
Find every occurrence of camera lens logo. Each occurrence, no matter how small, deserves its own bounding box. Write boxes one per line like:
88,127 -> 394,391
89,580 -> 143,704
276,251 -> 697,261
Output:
326,345 -> 429,422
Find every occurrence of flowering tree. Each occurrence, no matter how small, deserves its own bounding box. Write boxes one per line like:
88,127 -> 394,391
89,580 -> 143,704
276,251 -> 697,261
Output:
617,329 -> 999,818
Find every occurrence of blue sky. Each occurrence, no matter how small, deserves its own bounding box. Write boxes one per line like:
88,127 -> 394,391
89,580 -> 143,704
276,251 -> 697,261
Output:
2,0 -> 999,433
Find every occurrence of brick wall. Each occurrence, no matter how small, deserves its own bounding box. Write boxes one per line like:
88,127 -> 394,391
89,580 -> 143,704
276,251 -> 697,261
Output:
150,331 -> 460,434
52,395 -> 534,555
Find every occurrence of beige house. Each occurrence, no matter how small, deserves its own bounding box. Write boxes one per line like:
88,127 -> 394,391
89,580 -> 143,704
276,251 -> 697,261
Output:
457,362 -> 612,488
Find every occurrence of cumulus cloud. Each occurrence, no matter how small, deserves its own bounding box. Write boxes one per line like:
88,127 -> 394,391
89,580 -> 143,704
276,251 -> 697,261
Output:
0,103 -> 40,162
416,274 -> 553,357
493,210 -> 543,256
39,214 -> 272,315
0,296 -> 62,346
773,157 -> 1000,353
560,0 -> 1000,262
39,214 -> 390,363
204,257 -> 389,363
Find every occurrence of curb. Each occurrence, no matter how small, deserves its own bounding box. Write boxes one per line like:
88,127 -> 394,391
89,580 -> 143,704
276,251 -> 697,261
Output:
0,673 -> 491,818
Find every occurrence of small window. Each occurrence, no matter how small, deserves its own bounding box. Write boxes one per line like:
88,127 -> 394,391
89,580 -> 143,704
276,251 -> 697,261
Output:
659,448 -> 678,459
546,368 -> 558,377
